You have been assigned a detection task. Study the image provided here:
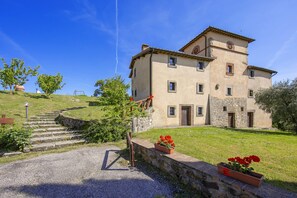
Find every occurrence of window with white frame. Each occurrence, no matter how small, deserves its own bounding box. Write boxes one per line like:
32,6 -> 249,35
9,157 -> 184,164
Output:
168,81 -> 177,92
197,61 -> 204,71
196,83 -> 204,94
167,106 -> 176,117
227,87 -> 232,96
197,106 -> 203,116
168,56 -> 177,67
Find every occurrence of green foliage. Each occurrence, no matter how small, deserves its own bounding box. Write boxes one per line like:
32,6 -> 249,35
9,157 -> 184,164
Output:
0,58 -> 39,94
255,78 -> 297,133
37,73 -> 65,97
86,76 -> 145,143
0,127 -> 32,151
94,75 -> 129,105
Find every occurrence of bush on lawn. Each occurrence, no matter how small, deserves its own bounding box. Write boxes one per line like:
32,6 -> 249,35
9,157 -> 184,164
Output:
0,127 -> 32,151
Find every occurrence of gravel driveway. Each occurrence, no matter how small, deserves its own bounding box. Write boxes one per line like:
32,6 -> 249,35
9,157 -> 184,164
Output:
0,146 -> 179,198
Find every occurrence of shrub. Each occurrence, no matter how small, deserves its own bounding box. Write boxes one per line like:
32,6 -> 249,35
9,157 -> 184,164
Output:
0,127 -> 32,151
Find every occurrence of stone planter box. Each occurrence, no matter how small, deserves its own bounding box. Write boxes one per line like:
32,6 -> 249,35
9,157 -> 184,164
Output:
154,143 -> 174,154
217,162 -> 264,187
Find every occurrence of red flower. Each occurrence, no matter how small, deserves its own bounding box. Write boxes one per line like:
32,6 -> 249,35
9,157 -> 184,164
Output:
165,135 -> 172,140
222,168 -> 230,176
129,97 -> 134,101
149,95 -> 154,99
243,157 -> 252,164
228,158 -> 235,162
250,155 -> 260,162
171,143 -> 175,147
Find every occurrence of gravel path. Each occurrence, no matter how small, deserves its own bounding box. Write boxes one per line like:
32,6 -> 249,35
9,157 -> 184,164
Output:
0,146 -> 178,198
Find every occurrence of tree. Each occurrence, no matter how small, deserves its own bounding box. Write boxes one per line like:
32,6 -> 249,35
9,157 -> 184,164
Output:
37,73 -> 65,97
94,75 -> 130,105
0,58 -> 39,94
255,78 -> 297,133
86,75 -> 144,143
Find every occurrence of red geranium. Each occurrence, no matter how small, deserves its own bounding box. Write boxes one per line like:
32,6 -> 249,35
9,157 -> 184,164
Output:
157,135 -> 175,149
226,155 -> 261,174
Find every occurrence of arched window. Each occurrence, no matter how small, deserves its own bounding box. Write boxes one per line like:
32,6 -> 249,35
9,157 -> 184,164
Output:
227,41 -> 234,50
192,45 -> 200,55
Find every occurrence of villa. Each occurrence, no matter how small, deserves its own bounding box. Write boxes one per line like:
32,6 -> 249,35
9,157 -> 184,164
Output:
129,26 -> 277,128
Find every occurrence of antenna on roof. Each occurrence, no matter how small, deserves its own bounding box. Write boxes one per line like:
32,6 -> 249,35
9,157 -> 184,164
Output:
114,0 -> 119,75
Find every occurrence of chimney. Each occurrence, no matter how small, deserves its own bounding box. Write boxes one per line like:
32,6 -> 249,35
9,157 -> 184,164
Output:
141,44 -> 149,51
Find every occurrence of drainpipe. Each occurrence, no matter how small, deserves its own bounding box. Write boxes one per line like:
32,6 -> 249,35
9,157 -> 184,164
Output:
149,49 -> 154,106
203,35 -> 207,56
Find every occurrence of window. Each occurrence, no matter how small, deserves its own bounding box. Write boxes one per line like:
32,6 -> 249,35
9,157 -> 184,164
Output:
223,106 -> 227,111
168,81 -> 177,93
168,57 -> 177,67
249,70 -> 255,78
196,83 -> 204,94
248,89 -> 254,97
227,41 -> 234,50
226,63 -> 234,75
167,106 -> 176,117
197,106 -> 203,116
227,87 -> 232,96
134,89 -> 137,97
133,68 -> 136,78
192,45 -> 200,55
241,107 -> 244,111
197,62 -> 204,71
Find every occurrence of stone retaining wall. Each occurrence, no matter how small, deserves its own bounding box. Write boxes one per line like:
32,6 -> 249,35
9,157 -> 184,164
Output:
131,108 -> 153,133
56,113 -> 89,129
132,139 -> 296,198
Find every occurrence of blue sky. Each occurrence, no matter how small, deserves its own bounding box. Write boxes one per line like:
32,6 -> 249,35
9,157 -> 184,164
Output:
0,0 -> 297,96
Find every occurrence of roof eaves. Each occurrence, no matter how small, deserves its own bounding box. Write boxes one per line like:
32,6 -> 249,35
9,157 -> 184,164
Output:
248,65 -> 277,74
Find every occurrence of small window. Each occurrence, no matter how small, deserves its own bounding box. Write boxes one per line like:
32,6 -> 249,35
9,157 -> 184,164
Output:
167,106 -> 176,117
134,89 -> 137,97
226,63 -> 234,75
227,41 -> 234,50
197,106 -> 203,116
196,83 -> 204,94
134,68 -> 136,78
249,70 -> 255,78
241,107 -> 244,111
168,57 -> 177,67
197,62 -> 204,71
192,45 -> 200,55
248,89 -> 254,97
223,106 -> 227,111
227,87 -> 232,96
168,81 -> 177,93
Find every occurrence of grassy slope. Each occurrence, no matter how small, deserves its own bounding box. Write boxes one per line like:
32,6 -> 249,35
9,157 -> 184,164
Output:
0,91 -> 99,126
136,127 -> 297,193
63,106 -> 105,121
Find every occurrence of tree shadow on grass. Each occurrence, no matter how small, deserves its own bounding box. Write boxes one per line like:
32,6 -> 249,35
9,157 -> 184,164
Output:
223,127 -> 296,136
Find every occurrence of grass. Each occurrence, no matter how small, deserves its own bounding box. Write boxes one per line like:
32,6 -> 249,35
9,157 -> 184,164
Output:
63,106 -> 105,121
0,91 -> 102,126
136,126 -> 297,193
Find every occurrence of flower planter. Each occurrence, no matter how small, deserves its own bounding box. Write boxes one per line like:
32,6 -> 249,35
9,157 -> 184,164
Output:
217,162 -> 264,187
154,143 -> 174,154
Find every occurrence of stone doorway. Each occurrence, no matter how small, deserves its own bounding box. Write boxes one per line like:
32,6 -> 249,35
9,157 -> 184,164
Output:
247,112 -> 254,127
228,113 -> 235,128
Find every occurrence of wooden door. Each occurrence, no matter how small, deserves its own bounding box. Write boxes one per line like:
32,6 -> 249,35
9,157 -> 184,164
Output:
247,112 -> 254,127
181,107 -> 191,126
228,113 -> 235,128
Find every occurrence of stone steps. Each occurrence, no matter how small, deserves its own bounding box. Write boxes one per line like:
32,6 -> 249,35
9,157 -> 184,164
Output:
30,139 -> 86,152
31,130 -> 82,138
24,110 -> 86,152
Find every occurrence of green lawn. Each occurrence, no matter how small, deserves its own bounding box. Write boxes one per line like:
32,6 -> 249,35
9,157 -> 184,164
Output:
0,91 -> 99,126
136,127 -> 297,193
63,106 -> 105,121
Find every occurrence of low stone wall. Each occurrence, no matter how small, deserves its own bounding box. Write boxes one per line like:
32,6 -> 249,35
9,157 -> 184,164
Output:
131,108 -> 153,133
132,139 -> 296,198
56,113 -> 89,129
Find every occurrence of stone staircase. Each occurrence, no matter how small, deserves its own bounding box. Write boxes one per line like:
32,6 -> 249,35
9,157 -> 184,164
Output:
24,111 -> 86,152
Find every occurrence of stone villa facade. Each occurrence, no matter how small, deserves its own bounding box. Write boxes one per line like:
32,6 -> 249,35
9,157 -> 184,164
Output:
129,26 -> 277,128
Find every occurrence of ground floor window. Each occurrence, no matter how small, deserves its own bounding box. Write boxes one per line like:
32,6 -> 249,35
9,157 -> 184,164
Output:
196,106 -> 203,116
167,106 -> 176,117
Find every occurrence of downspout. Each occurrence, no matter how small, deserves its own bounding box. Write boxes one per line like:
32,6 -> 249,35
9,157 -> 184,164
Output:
149,49 -> 154,106
203,35 -> 207,57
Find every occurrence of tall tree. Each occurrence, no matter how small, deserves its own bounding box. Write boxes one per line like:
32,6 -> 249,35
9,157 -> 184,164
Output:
255,78 -> 297,133
37,73 -> 65,97
0,58 -> 39,94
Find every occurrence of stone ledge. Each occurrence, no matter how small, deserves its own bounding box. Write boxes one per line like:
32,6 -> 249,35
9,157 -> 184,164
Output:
132,138 -> 296,198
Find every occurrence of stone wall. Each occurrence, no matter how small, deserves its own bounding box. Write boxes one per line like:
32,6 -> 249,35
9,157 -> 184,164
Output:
132,139 -> 296,198
56,113 -> 89,129
210,96 -> 247,128
131,108 -> 153,133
